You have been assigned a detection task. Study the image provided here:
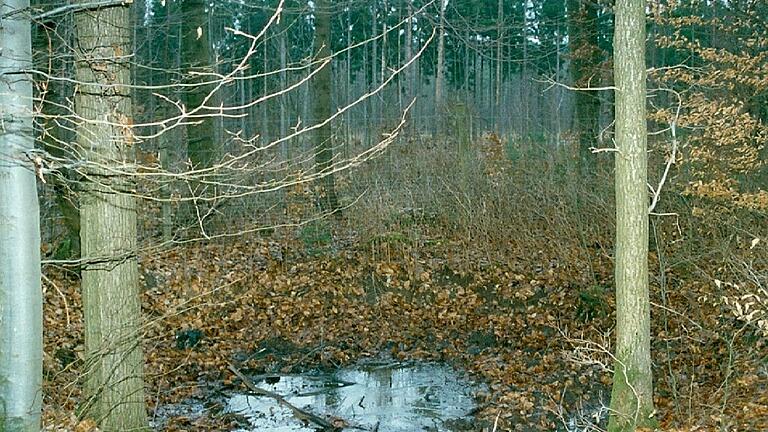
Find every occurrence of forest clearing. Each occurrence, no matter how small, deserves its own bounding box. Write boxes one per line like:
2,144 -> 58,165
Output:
1,0 -> 767,431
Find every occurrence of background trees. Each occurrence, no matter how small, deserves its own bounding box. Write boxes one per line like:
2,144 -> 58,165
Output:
0,0 -> 763,430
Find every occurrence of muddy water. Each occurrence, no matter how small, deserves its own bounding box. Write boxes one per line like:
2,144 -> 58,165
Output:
226,361 -> 482,431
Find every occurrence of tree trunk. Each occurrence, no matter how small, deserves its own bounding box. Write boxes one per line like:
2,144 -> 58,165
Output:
32,9 -> 81,258
370,2 -> 379,140
609,0 -> 655,430
74,4 -> 149,430
279,28 -> 288,161
434,0 -> 446,118
181,0 -> 215,169
495,0 -> 503,131
568,0 -> 602,177
262,39 -> 269,146
405,0 -> 414,104
0,1 -> 43,429
521,1 -> 529,137
313,0 -> 340,213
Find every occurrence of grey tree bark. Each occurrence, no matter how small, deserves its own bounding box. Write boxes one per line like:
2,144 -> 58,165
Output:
0,1 -> 43,429
609,0 -> 656,430
74,4 -> 149,430
312,0 -> 340,213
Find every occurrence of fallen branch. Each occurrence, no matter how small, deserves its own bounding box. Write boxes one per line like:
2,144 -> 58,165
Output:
227,362 -> 341,431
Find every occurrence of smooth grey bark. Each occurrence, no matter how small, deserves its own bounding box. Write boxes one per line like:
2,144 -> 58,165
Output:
609,0 -> 656,430
312,0 -> 339,213
74,4 -> 149,430
0,1 -> 43,429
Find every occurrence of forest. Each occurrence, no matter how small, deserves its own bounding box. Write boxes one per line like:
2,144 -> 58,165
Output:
0,0 -> 766,431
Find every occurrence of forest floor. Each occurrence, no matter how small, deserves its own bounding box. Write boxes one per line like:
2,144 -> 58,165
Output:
41,224 -> 768,431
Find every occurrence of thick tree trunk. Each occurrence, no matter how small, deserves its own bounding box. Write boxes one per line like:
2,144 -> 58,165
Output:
313,0 -> 340,213
609,0 -> 655,430
0,1 -> 43,429
74,4 -> 149,430
567,0 -> 602,177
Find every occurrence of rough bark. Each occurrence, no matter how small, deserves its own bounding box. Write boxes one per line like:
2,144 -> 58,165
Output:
312,0 -> 340,213
609,0 -> 656,430
0,1 -> 43,429
567,0 -> 602,176
74,4 -> 149,430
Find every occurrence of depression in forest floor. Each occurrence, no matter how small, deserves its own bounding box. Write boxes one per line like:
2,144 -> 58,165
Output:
226,360 -> 482,431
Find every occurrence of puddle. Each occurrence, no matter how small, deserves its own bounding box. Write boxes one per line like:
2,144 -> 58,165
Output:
226,361 -> 482,431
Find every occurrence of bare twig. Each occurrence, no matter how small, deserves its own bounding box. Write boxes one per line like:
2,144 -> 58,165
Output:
31,0 -> 134,21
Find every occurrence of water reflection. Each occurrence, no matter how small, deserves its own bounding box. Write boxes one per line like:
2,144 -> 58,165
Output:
227,362 -> 480,431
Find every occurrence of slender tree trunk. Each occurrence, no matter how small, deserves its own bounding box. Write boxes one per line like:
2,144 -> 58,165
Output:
313,0 -> 340,213
346,6 -> 353,154
279,28 -> 288,161
181,0 -> 215,169
495,0 -> 503,131
159,0 -> 180,242
609,0 -> 655,430
262,40 -> 269,146
521,2 -> 529,137
74,4 -> 149,430
568,0 -> 602,176
31,11 -> 81,258
381,0 -> 388,84
405,0 -> 414,104
434,0 -> 446,119
0,1 -> 43,429
370,2 -> 379,139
